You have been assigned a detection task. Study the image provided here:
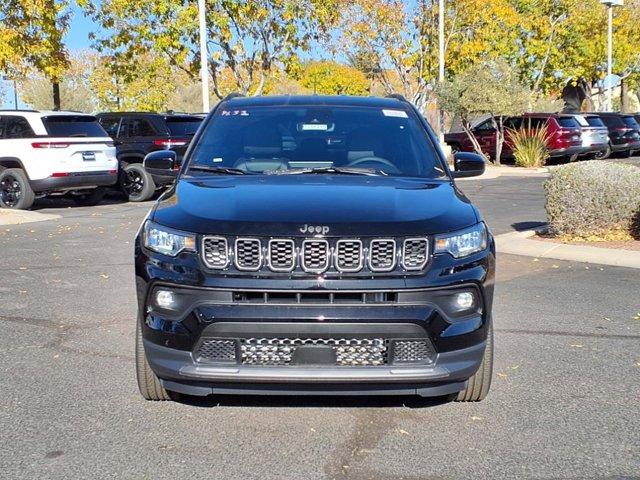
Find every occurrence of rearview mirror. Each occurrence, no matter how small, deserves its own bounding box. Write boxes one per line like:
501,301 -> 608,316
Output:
143,150 -> 178,178
452,152 -> 485,178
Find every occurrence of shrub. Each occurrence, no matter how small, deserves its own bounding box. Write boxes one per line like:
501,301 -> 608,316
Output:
544,161 -> 640,238
509,125 -> 551,168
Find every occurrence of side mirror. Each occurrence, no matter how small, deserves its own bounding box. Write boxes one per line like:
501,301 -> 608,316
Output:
143,150 -> 178,178
452,152 -> 486,178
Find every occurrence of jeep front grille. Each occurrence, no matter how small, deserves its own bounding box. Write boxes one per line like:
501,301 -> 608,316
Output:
235,238 -> 262,271
268,239 -> 296,272
200,236 -> 430,274
402,238 -> 429,270
302,239 -> 330,273
202,237 -> 229,269
369,239 -> 396,272
335,239 -> 363,272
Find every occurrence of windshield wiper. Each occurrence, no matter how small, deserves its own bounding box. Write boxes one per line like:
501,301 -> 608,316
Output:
188,166 -> 247,175
267,167 -> 386,176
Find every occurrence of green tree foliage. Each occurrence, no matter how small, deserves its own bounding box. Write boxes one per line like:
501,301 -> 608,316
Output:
437,59 -> 530,163
0,0 -> 71,109
80,0 -> 341,100
299,61 -> 368,95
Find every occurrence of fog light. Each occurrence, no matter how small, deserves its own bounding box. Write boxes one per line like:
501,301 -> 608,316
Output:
452,291 -> 475,311
155,290 -> 177,309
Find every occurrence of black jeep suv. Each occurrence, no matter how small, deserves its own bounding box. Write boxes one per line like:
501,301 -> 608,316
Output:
96,112 -> 202,201
135,95 -> 495,402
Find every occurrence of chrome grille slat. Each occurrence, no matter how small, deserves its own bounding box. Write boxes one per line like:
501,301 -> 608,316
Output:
335,239 -> 363,272
268,239 -> 296,272
234,238 -> 262,271
302,239 -> 330,273
368,239 -> 396,272
202,236 -> 229,269
402,238 -> 429,270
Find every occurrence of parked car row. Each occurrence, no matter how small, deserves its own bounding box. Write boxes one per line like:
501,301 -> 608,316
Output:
444,112 -> 640,162
0,109 -> 203,210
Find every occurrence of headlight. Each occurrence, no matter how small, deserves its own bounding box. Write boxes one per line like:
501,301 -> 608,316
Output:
434,223 -> 487,258
143,221 -> 196,256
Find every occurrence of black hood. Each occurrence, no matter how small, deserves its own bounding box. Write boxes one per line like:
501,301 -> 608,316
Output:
152,175 -> 479,237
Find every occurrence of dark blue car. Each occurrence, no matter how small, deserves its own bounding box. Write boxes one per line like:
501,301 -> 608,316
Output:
135,94 -> 494,402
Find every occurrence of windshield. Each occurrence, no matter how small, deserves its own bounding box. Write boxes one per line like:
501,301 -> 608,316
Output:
186,105 -> 445,178
166,117 -> 202,136
42,115 -> 107,137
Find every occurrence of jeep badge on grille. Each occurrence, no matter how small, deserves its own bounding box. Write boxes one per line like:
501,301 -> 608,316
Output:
300,224 -> 330,235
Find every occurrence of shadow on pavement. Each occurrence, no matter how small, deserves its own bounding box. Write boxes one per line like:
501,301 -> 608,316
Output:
511,221 -> 548,232
173,393 -> 453,410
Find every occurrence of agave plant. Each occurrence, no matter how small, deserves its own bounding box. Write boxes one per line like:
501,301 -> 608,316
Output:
508,123 -> 552,168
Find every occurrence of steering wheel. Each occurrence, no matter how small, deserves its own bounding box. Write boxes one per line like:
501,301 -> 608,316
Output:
347,156 -> 400,173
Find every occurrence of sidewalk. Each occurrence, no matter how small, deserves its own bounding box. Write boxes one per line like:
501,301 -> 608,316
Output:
455,164 -> 549,181
496,229 -> 640,269
0,209 -> 60,225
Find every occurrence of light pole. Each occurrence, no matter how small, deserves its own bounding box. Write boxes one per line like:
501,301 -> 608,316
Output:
600,0 -> 623,112
437,0 -> 445,140
198,0 -> 210,113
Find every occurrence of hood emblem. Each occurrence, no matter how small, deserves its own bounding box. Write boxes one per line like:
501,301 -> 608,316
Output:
300,224 -> 330,235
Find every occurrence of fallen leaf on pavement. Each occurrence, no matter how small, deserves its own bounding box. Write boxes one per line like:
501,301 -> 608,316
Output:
497,372 -> 508,379
398,429 -> 410,435
471,416 -> 483,421
100,274 -> 109,279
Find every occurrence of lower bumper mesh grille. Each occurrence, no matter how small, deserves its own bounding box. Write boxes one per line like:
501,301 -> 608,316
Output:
196,337 -> 435,367
241,338 -> 387,366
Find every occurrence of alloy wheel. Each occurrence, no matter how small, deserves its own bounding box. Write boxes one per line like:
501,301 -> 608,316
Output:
123,170 -> 144,196
0,175 -> 22,208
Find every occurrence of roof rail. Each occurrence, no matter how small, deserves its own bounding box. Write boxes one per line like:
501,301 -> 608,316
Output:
222,92 -> 244,101
386,93 -> 408,103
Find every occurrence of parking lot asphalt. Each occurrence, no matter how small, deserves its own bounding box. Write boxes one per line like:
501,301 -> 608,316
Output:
1,174 -> 639,479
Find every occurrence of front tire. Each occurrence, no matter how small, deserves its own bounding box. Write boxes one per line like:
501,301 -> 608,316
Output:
0,168 -> 35,210
455,322 -> 493,402
136,318 -> 172,401
121,163 -> 156,202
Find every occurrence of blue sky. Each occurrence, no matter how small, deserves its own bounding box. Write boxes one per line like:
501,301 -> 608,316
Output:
66,3 -> 96,51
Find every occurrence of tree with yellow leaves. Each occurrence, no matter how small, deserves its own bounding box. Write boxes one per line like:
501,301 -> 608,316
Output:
81,0 -> 341,101
0,0 -> 71,110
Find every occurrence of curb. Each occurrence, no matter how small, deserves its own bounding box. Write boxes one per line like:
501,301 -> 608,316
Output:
0,210 -> 61,226
456,166 -> 549,181
495,229 -> 640,269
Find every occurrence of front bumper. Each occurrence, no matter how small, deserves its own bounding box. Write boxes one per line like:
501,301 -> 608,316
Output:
135,238 -> 495,397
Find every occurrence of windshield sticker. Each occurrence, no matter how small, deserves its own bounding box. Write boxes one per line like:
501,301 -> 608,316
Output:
382,109 -> 408,118
212,157 -> 223,163
301,123 -> 329,131
221,110 -> 249,116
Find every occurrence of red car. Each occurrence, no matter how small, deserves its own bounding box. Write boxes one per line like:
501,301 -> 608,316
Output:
445,113 -> 585,162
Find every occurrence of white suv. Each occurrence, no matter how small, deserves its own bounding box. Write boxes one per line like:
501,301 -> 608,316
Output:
0,110 -> 118,210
